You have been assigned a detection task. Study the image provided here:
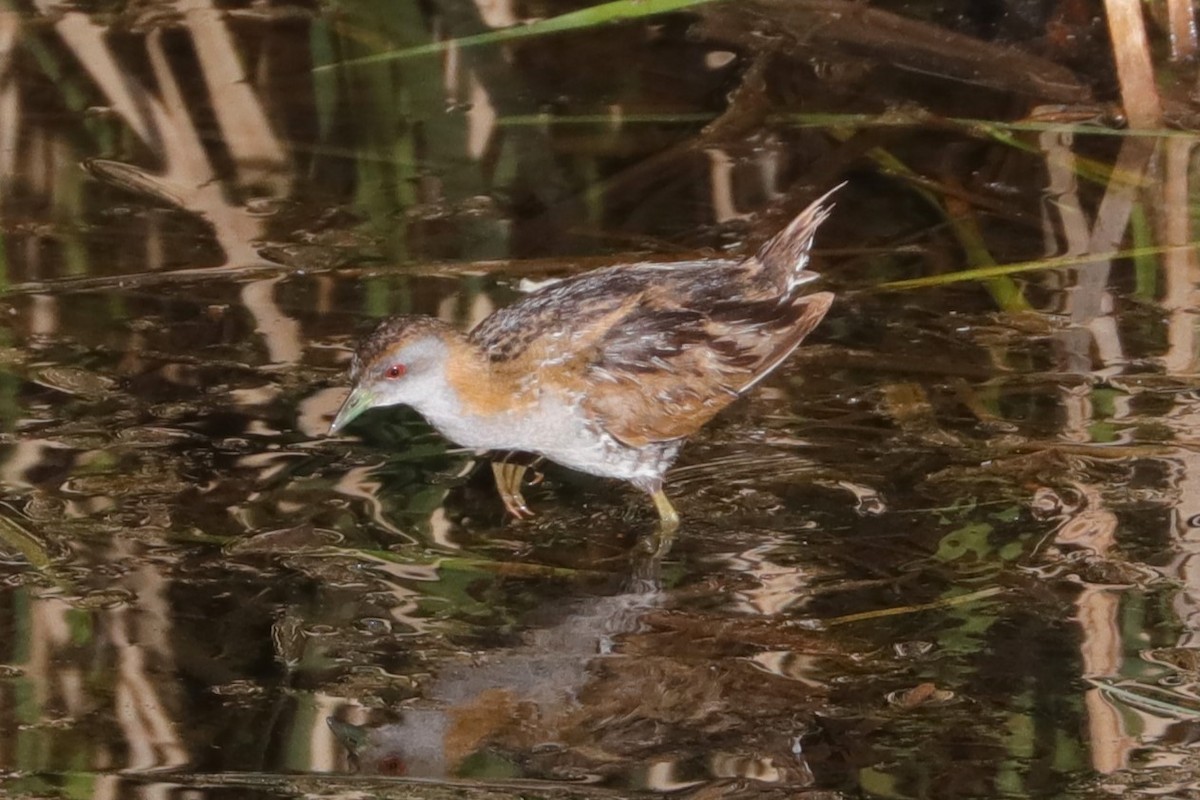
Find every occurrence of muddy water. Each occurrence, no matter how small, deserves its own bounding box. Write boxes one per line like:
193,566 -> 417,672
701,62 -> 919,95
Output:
1,1 -> 1199,798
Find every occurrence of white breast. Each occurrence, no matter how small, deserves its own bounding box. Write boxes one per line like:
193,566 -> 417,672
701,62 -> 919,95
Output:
415,384 -> 659,483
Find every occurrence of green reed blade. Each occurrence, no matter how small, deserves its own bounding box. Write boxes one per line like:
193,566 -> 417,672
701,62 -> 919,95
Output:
314,0 -> 726,70
878,243 -> 1199,291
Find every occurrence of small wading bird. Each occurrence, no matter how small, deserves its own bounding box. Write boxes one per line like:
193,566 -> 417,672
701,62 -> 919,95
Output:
329,188 -> 839,530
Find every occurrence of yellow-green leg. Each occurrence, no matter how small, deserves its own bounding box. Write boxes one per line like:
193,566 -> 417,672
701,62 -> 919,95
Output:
491,461 -> 533,519
651,488 -> 680,532
634,487 -> 680,562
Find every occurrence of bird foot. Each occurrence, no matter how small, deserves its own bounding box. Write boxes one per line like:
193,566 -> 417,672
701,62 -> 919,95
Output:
491,461 -> 537,520
501,492 -> 535,520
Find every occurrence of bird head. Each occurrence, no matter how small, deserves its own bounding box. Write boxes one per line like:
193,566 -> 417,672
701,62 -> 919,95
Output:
329,316 -> 460,434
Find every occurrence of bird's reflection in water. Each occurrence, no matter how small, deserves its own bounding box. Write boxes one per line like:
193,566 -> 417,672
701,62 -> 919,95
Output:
328,541 -> 819,793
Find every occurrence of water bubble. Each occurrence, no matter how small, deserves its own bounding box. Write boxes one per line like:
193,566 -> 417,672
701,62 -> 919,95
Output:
886,683 -> 956,709
354,617 -> 393,636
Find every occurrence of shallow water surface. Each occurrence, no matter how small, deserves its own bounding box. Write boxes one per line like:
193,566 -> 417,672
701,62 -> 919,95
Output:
2,1 -> 1200,798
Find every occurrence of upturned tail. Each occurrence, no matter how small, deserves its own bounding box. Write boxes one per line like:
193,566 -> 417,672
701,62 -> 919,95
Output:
753,183 -> 843,293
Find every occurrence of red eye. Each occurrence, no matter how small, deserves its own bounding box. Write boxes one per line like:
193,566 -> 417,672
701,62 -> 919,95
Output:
385,364 -> 406,379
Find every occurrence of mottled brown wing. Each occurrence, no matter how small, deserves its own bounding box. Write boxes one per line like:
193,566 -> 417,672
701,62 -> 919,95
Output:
470,269 -> 669,363
583,291 -> 834,447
